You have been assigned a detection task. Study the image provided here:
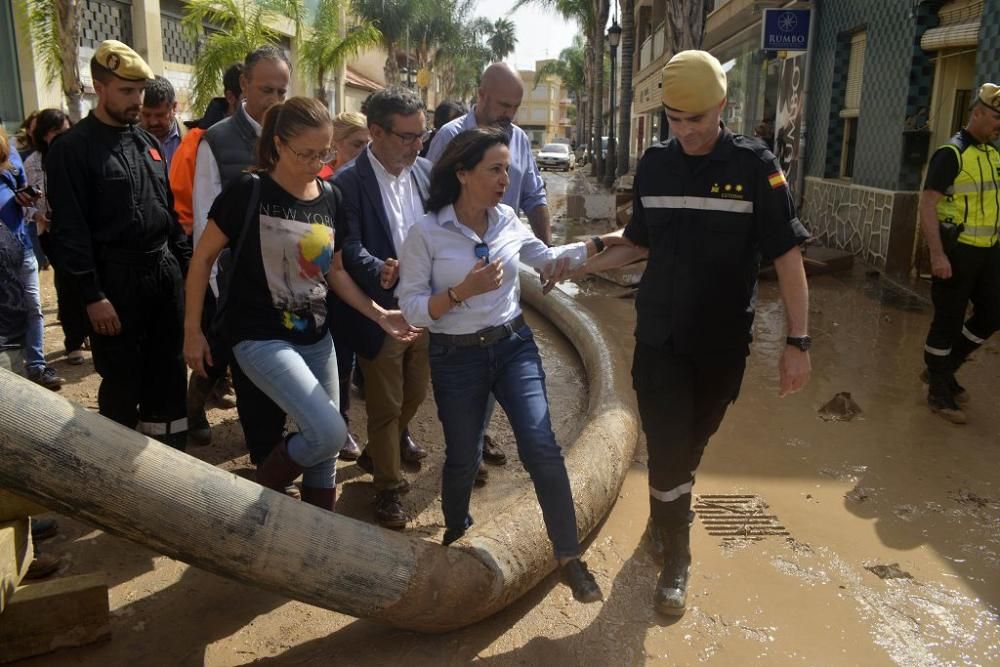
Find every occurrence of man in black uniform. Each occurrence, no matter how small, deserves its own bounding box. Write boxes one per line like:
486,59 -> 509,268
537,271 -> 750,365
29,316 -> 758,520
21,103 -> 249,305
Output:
574,50 -> 812,616
46,40 -> 191,449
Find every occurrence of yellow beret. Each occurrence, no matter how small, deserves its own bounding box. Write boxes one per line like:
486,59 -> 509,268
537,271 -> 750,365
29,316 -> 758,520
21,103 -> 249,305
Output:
662,50 -> 727,112
978,83 -> 1000,112
94,40 -> 154,81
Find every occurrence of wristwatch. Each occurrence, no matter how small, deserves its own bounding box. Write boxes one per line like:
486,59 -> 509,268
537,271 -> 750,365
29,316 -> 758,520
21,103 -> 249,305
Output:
786,335 -> 812,352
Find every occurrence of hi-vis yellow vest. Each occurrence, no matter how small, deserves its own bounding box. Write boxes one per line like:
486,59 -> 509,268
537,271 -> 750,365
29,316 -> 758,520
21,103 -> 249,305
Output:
935,137 -> 1000,248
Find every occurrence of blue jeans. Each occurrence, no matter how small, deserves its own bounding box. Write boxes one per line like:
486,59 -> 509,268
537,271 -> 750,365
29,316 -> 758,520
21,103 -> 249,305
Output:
232,334 -> 345,489
19,250 -> 45,372
430,324 -> 580,559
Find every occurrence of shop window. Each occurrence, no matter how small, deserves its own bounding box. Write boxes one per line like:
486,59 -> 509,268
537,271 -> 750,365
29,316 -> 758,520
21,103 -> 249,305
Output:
951,89 -> 972,136
838,31 -> 866,178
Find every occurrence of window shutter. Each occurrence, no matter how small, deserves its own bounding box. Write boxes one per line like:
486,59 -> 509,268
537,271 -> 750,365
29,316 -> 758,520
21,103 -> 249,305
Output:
842,32 -> 867,113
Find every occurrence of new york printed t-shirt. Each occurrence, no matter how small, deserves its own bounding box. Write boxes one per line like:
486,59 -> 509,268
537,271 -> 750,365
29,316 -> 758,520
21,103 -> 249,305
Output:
209,173 -> 345,345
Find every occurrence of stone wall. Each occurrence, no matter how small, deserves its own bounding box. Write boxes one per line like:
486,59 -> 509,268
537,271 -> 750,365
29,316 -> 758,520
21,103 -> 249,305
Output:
801,177 -> 919,277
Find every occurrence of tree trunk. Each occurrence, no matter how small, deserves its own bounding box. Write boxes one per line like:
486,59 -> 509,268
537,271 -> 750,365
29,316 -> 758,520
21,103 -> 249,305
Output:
583,44 -> 594,167
665,0 -> 713,52
591,0 -> 609,181
58,0 -> 83,122
617,0 -> 635,177
383,43 -> 400,85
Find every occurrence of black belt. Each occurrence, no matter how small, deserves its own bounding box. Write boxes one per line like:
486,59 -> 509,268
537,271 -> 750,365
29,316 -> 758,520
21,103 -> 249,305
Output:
99,243 -> 167,266
430,315 -> 526,348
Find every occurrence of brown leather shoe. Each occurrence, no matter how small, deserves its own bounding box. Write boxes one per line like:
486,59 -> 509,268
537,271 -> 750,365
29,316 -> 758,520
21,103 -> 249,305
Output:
400,429 -> 428,463
339,433 -> 362,461
374,489 -> 407,529
26,550 -> 62,580
482,433 -> 507,465
301,486 -> 336,512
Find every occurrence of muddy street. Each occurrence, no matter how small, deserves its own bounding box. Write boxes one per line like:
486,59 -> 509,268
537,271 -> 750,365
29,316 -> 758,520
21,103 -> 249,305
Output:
18,169 -> 1000,666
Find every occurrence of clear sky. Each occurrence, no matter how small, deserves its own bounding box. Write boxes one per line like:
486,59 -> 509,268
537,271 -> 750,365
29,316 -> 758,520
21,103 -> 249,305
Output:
481,0 -> 582,72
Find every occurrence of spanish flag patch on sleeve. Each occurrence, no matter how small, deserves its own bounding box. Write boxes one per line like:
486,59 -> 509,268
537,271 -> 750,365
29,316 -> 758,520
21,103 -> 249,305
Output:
768,170 -> 787,189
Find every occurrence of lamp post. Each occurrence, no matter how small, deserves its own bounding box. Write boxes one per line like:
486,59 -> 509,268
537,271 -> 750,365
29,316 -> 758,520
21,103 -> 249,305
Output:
604,18 -> 622,189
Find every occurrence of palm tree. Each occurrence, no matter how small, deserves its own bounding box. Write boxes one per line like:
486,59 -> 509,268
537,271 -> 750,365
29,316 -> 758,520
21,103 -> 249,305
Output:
300,0 -> 381,108
183,0 -> 282,114
536,36 -> 585,145
486,18 -> 518,61
616,0 -> 634,177
352,0 -> 426,85
17,0 -> 84,120
433,11 -> 491,102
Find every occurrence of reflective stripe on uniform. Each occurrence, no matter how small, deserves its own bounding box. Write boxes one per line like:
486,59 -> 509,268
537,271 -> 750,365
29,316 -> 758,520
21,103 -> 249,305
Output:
137,417 -> 188,436
952,181 -> 998,194
649,481 -> 693,503
962,326 -> 986,344
641,195 -> 754,214
924,344 -> 951,357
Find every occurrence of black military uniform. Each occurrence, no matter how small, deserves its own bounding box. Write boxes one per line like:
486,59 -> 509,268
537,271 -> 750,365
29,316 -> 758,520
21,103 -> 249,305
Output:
625,125 -> 809,534
46,111 -> 191,448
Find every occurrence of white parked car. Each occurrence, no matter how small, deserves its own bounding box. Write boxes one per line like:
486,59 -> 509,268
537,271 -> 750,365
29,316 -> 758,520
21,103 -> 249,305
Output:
536,143 -> 576,172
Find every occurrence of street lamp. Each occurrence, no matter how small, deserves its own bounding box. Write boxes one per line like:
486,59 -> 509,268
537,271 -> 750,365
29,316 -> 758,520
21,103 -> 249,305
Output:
604,18 -> 622,188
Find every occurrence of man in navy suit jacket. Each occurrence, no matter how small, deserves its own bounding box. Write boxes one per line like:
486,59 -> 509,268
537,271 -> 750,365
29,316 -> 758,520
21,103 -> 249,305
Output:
334,87 -> 431,530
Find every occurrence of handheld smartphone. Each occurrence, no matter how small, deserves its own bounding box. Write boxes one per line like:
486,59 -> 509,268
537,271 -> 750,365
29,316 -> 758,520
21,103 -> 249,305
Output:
16,185 -> 41,198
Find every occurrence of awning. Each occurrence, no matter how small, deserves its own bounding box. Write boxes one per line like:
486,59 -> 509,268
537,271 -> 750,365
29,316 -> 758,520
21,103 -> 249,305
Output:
921,18 -> 980,50
345,68 -> 383,92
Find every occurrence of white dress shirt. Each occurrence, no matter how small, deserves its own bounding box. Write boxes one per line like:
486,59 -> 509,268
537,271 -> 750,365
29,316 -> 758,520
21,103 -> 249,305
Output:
367,146 -> 425,257
398,203 -> 587,334
192,103 -> 261,295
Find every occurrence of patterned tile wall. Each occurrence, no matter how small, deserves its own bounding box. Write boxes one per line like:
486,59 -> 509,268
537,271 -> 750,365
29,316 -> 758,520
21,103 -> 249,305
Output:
805,0 -> 945,191
976,0 -> 1000,86
79,0 -> 133,50
162,15 -> 198,66
800,176 -> 919,275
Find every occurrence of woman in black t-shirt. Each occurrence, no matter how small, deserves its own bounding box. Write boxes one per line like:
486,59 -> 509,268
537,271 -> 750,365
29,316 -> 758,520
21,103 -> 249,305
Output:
183,97 -> 419,512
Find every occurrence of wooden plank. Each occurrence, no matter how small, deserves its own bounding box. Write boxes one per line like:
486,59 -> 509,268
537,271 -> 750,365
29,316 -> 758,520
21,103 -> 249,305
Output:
0,519 -> 31,614
0,574 -> 110,663
0,489 -> 48,522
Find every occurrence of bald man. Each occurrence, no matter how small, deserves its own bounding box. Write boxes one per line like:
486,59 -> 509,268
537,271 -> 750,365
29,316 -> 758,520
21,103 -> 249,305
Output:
425,63 -> 552,470
425,63 -> 551,244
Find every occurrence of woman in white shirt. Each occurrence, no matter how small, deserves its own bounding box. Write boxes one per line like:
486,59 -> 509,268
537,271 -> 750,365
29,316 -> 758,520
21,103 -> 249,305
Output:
398,127 -> 605,603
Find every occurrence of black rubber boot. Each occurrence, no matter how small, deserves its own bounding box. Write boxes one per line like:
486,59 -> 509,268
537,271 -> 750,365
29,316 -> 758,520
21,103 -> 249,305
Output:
653,524 -> 691,617
186,373 -> 214,447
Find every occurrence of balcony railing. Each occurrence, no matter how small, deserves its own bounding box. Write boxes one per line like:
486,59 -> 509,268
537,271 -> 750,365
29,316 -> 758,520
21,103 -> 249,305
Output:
638,23 -> 666,71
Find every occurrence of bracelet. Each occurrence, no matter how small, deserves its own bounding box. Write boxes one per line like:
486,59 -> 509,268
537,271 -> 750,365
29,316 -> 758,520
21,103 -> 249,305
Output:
447,287 -> 463,305
591,235 -> 606,253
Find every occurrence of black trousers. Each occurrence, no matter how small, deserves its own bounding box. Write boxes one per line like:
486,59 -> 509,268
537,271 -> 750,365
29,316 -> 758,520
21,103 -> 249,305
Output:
90,249 -> 187,440
39,233 -> 88,352
925,243 -> 1000,389
633,341 -> 746,530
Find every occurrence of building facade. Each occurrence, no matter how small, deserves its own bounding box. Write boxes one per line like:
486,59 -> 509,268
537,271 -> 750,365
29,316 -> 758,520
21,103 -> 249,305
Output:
629,0 -> 671,159
515,60 -> 574,147
802,0 -> 1000,278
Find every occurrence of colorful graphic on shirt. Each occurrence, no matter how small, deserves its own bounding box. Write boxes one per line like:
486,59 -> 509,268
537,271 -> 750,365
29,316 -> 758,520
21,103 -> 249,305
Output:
258,210 -> 334,333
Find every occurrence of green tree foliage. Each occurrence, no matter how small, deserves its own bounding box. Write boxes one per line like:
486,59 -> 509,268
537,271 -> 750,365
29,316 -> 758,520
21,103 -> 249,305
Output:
300,0 -> 381,106
182,0 -> 282,114
16,0 -> 84,120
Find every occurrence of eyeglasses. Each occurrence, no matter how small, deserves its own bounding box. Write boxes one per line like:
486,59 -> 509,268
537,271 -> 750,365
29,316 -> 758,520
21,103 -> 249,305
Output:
283,142 -> 336,165
388,128 -> 432,146
474,242 -> 489,263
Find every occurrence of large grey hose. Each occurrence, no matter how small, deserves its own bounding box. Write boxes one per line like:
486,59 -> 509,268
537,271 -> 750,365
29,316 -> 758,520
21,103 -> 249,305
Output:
0,270 -> 638,632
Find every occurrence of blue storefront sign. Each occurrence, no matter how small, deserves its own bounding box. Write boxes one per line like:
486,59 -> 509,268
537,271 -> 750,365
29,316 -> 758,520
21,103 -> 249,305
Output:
761,8 -> 811,51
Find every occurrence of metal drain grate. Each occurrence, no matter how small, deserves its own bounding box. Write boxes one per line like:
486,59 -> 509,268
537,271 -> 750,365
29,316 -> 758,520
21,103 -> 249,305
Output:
694,494 -> 790,543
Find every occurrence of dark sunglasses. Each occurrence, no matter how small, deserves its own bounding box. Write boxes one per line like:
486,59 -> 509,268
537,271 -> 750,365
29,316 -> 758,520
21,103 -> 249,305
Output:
474,242 -> 489,263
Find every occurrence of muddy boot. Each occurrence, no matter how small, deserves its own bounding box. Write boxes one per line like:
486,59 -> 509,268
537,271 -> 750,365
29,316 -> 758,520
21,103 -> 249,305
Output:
301,486 -> 336,512
256,437 -> 303,492
653,525 -> 692,617
927,371 -> 967,425
207,372 -> 237,410
920,368 -> 969,405
187,374 -> 214,447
